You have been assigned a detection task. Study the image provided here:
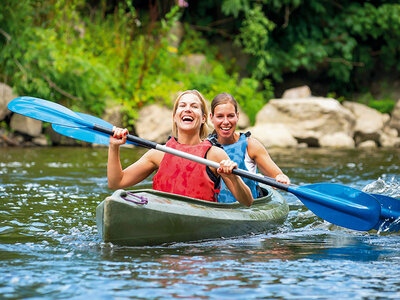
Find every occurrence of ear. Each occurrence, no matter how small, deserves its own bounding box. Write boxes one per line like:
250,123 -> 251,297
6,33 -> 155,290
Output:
236,111 -> 239,119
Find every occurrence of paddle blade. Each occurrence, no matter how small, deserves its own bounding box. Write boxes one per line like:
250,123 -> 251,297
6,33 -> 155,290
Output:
7,96 -> 91,128
52,113 -> 113,145
53,112 -> 138,146
289,183 -> 381,231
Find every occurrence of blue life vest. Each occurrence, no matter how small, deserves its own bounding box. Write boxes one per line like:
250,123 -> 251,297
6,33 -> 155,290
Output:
212,132 -> 259,203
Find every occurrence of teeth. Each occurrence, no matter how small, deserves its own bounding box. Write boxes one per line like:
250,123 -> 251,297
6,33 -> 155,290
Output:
182,116 -> 193,121
221,127 -> 231,130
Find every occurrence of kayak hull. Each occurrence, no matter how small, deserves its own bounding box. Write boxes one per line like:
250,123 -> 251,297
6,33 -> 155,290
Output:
96,185 -> 289,246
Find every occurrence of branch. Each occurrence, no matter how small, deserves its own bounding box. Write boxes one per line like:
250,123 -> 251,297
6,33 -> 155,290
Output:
41,73 -> 81,101
282,5 -> 290,29
0,29 -> 11,42
324,57 -> 364,67
190,24 -> 233,38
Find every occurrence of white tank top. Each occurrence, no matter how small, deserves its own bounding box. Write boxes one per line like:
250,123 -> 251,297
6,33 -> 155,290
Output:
244,149 -> 257,173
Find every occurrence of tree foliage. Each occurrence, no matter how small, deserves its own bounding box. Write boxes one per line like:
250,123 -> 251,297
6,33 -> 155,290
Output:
1,0 -> 399,128
0,0 -> 272,124
219,0 -> 400,94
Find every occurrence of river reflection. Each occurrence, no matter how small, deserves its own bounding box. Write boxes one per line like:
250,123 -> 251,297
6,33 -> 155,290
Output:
1,146 -> 400,299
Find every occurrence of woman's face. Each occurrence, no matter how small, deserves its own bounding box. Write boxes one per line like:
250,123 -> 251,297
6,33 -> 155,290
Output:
210,103 -> 238,140
173,93 -> 205,134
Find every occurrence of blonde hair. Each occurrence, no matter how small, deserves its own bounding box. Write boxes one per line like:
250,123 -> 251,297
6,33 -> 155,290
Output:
172,90 -> 209,139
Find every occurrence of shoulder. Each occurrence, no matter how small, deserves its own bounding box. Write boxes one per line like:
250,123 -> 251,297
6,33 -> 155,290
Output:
247,136 -> 264,149
142,149 -> 164,166
247,136 -> 268,158
207,145 -> 229,161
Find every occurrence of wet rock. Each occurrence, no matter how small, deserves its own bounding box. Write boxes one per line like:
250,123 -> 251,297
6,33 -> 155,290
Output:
0,83 -> 17,121
10,114 -> 42,137
255,97 -> 355,148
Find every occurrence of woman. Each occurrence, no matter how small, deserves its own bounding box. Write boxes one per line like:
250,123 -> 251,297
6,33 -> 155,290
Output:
108,90 -> 253,207
209,92 -> 290,203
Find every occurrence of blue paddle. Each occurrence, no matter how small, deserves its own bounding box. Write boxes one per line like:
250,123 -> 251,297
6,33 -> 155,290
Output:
7,96 -> 400,231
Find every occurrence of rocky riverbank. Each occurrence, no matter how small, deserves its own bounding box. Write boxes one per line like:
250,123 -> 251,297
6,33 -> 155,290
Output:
1,83 -> 400,148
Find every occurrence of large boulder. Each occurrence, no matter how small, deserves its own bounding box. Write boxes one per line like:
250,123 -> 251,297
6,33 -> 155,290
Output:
255,97 -> 356,147
0,83 -> 17,120
245,123 -> 298,148
342,101 -> 390,145
10,113 -> 42,137
136,104 -> 173,143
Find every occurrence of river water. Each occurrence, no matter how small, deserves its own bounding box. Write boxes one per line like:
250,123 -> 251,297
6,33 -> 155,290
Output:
1,146 -> 399,299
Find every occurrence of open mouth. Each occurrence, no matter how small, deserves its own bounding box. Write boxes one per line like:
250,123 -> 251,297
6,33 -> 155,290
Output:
220,126 -> 232,132
182,116 -> 194,123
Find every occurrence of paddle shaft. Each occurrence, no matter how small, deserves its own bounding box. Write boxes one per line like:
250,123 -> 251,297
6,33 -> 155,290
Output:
93,124 -> 290,191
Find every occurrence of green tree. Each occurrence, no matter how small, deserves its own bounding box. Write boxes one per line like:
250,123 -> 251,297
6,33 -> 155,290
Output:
220,0 -> 400,94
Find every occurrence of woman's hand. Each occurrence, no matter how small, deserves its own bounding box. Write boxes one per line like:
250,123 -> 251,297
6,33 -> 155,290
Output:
275,173 -> 290,185
217,159 -> 238,175
110,126 -> 128,146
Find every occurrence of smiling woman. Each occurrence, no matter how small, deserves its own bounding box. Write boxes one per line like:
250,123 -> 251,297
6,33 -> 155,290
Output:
108,90 -> 254,206
209,93 -> 290,203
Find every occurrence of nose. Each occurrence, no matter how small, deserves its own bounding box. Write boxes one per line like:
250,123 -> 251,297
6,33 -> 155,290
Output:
222,116 -> 229,124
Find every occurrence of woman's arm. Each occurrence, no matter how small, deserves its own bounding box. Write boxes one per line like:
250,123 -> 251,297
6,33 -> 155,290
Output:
247,137 -> 290,185
208,146 -> 253,207
107,127 -> 162,189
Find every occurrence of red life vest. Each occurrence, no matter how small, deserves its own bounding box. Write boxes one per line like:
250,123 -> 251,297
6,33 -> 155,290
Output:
153,137 -> 218,202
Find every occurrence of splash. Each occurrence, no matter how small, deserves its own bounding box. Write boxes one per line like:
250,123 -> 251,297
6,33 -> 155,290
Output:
363,177 -> 400,234
362,177 -> 400,199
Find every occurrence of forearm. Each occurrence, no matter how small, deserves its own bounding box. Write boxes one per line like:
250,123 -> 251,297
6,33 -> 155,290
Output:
249,138 -> 289,182
260,161 -> 283,178
107,144 -> 124,189
222,174 -> 253,207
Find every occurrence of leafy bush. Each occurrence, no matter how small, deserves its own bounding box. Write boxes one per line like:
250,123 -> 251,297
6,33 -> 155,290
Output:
1,0 -> 270,126
369,100 -> 396,114
219,0 -> 400,95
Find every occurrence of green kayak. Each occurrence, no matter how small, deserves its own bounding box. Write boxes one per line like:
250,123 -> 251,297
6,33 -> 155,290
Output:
96,184 -> 289,246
